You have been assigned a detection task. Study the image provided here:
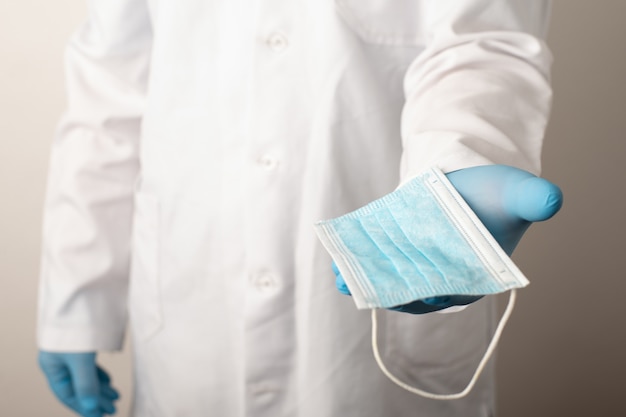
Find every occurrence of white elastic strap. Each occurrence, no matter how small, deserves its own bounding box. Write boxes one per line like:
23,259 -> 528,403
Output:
372,290 -> 517,400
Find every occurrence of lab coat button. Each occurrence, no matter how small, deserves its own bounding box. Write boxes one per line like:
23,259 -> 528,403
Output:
250,382 -> 277,397
254,273 -> 277,289
258,155 -> 279,171
266,33 -> 289,52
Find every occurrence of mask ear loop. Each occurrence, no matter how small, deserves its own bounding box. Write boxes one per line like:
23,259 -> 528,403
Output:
371,289 -> 517,400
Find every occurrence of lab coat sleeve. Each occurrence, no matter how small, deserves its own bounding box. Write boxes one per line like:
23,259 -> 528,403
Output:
400,0 -> 553,181
37,0 -> 152,351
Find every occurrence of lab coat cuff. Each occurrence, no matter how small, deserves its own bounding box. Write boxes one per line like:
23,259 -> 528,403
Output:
37,325 -> 126,352
400,131 -> 542,185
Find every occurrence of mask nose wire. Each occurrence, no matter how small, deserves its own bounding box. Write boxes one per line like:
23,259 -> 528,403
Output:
371,289 -> 517,400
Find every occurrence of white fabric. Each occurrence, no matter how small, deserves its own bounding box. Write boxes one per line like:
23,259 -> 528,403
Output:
38,1 -> 552,416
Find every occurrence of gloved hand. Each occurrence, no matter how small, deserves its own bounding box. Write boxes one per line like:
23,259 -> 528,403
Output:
333,164 -> 563,313
38,351 -> 119,417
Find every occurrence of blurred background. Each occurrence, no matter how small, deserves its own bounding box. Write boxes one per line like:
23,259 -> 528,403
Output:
1,1 -> 624,416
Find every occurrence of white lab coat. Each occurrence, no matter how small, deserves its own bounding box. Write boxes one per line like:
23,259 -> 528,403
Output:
38,1 -> 552,416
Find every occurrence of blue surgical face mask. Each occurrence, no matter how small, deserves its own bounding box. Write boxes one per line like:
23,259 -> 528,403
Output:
314,167 -> 528,400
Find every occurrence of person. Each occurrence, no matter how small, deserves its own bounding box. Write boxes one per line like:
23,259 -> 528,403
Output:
37,0 -> 561,416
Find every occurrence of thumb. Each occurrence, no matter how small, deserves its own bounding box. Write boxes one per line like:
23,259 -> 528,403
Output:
67,353 -> 101,413
504,177 -> 563,222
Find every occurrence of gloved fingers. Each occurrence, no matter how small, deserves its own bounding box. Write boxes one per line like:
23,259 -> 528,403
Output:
450,295 -> 484,306
423,295 -> 483,307
422,296 -> 452,306
39,352 -> 72,397
66,353 -> 103,416
332,261 -> 352,295
43,365 -> 80,411
38,351 -> 116,417
96,366 -> 111,384
100,384 -> 120,401
388,300 -> 446,314
335,274 -> 351,296
393,295 -> 484,313
98,397 -> 117,415
505,177 -> 563,222
39,352 -> 82,412
39,356 -> 98,416
97,366 -> 120,401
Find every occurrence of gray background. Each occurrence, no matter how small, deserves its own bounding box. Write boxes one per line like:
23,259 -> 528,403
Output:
1,1 -> 624,416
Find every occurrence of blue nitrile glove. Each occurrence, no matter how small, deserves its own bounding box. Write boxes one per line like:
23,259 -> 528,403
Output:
38,351 -> 120,417
333,164 -> 563,313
